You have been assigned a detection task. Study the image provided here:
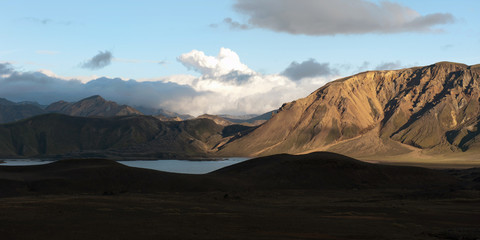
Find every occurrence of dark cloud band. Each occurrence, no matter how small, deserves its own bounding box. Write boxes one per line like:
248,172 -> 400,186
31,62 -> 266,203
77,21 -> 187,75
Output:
231,0 -> 454,35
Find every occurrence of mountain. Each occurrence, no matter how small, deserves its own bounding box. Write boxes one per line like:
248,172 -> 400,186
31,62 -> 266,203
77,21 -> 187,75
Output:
0,114 -> 255,159
197,111 -> 278,127
134,106 -> 194,120
219,62 -> 480,158
0,98 -> 46,124
220,114 -> 259,121
46,95 -> 142,117
221,110 -> 278,125
197,114 -> 234,126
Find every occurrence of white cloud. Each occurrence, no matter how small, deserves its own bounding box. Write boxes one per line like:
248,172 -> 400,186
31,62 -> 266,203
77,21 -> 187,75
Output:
163,48 -> 335,115
178,48 -> 253,77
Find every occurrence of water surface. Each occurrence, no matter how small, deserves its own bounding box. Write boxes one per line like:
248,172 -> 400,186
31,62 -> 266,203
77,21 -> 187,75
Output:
0,158 -> 249,174
119,158 -> 249,174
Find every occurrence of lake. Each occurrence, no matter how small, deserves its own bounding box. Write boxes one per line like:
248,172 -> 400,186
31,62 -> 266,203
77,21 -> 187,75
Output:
0,158 -> 250,174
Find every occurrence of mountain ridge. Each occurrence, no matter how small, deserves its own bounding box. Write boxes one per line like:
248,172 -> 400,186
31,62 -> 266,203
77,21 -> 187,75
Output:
218,62 -> 480,159
0,113 -> 255,159
46,95 -> 143,117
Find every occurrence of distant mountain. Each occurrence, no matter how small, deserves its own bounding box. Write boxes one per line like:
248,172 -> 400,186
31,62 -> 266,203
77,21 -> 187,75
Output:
153,115 -> 183,121
0,98 -> 46,124
219,62 -> 480,158
46,95 -> 142,117
197,114 -> 234,126
215,110 -> 277,126
219,114 -> 259,121
0,114 -> 255,159
135,106 -> 194,120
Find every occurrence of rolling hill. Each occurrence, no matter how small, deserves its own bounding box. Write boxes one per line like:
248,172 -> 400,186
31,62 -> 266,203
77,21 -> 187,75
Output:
0,152 -> 467,197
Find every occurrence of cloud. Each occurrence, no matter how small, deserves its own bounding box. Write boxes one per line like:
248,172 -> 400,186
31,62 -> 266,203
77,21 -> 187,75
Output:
170,48 -> 335,115
231,0 -> 454,35
0,63 -> 14,75
375,61 -> 404,70
22,17 -> 72,26
282,59 -> 337,80
81,51 -> 113,70
223,18 -> 251,30
0,66 -> 199,110
1,48 -> 337,116
177,48 -> 253,78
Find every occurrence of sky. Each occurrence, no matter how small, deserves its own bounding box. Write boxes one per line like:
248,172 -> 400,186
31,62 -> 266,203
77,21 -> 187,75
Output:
1,0 -> 479,116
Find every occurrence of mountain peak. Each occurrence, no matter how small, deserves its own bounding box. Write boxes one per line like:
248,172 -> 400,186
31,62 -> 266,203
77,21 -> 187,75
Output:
46,95 -> 142,117
82,95 -> 106,102
432,61 -> 468,68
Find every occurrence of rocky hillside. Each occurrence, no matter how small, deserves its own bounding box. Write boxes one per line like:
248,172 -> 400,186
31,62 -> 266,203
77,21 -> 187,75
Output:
46,95 -> 142,117
219,62 -> 480,157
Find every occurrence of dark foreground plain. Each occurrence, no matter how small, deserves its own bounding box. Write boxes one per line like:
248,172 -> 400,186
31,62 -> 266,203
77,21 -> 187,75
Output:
0,152 -> 479,240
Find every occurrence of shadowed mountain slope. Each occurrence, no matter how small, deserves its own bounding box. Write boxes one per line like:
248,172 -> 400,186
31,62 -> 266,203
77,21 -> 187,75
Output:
0,98 -> 46,124
219,62 -> 480,157
0,114 -> 254,159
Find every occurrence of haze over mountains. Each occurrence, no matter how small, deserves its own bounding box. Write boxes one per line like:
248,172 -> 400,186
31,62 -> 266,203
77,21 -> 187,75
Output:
1,62 -> 480,162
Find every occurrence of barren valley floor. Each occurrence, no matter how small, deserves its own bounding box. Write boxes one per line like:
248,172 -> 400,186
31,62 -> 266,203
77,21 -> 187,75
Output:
0,190 -> 479,240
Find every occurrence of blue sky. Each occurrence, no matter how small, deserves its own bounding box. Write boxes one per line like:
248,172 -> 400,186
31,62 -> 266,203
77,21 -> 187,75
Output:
1,0 -> 479,115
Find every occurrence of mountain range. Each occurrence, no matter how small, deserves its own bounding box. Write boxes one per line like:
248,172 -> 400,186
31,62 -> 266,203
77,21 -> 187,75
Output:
0,95 -> 270,125
1,62 -> 480,162
0,98 -> 46,124
46,95 -> 143,117
0,113 -> 256,159
0,95 -> 189,123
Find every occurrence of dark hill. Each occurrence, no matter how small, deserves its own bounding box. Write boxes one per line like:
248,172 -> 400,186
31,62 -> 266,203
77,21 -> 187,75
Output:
211,152 -> 459,190
0,152 -> 467,197
0,159 -> 221,197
